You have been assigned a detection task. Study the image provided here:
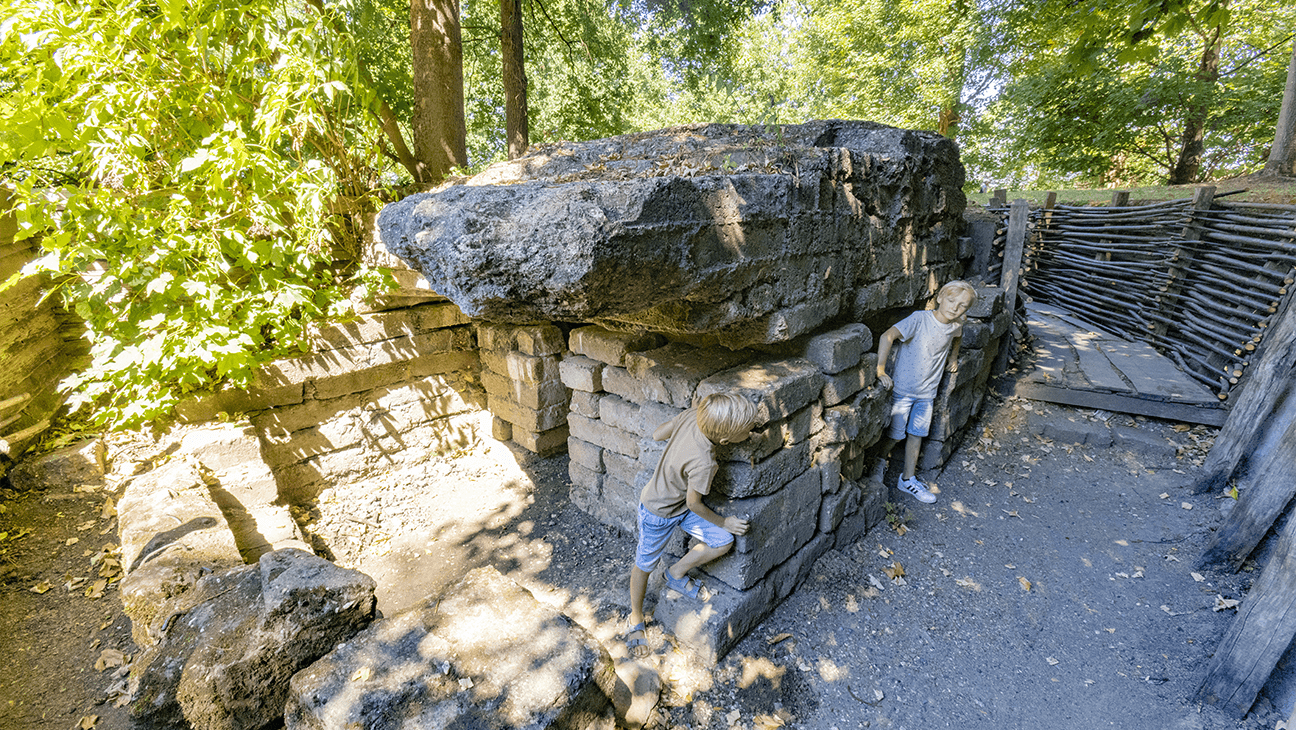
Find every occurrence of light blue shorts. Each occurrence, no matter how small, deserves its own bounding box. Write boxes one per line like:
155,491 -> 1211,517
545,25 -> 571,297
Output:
888,395 -> 934,440
635,503 -> 733,572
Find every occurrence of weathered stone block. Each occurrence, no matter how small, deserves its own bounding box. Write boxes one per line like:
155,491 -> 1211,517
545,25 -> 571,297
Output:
118,459 -> 245,647
655,533 -> 832,665
821,355 -> 877,407
599,393 -> 683,439
696,357 -> 824,427
802,323 -> 873,374
569,326 -> 663,367
712,441 -> 812,499
506,350 -> 562,385
601,365 -> 646,403
487,393 -> 567,433
285,566 -> 615,730
569,461 -> 604,494
560,354 -> 605,392
514,323 -> 565,356
567,413 -> 641,458
482,368 -> 569,410
131,549 -> 376,730
603,449 -> 651,489
380,121 -> 965,347
570,389 -> 603,419
514,424 -> 570,456
625,343 -> 752,409
568,437 -> 604,473
700,471 -> 821,590
967,285 -> 1005,319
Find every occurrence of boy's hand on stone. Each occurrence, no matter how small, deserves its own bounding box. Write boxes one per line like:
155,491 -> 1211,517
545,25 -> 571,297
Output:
723,516 -> 749,536
877,372 -> 893,390
946,362 -> 959,373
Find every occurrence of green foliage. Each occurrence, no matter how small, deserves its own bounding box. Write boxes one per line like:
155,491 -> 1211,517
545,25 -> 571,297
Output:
963,0 -> 1294,187
0,0 -> 393,428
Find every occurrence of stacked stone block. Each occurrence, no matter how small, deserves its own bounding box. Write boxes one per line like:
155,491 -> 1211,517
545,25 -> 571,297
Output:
478,322 -> 570,456
175,300 -> 483,504
564,314 -> 1010,663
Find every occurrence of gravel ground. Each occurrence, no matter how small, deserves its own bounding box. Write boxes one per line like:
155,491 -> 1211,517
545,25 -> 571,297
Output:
1,382 -> 1280,730
296,388 -> 1279,730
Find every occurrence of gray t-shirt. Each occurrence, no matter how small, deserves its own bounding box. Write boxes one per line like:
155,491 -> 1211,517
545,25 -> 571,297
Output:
890,310 -> 962,399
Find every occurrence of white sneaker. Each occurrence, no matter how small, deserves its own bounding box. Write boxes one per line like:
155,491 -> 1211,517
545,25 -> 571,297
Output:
898,475 -> 937,504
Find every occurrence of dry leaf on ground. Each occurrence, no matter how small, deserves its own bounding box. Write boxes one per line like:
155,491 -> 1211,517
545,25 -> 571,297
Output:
766,633 -> 793,645
30,580 -> 52,594
1019,576 -> 1032,591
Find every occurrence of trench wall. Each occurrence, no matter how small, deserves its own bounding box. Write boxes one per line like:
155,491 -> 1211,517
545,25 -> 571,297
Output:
0,192 -> 87,472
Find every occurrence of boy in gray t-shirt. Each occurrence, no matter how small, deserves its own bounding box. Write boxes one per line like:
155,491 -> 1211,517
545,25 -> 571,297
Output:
872,280 -> 977,503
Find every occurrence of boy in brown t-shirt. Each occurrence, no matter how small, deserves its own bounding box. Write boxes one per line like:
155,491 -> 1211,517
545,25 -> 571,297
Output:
625,392 -> 758,658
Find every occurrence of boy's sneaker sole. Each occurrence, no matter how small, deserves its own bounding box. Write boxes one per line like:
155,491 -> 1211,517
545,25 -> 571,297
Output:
898,476 -> 937,504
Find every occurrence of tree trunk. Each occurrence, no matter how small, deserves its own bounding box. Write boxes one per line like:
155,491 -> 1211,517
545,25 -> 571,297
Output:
500,0 -> 528,160
1168,18 -> 1223,185
410,0 -> 468,184
1262,38 -> 1296,177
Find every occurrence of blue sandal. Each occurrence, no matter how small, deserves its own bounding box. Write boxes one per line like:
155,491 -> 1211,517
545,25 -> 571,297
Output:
664,570 -> 702,600
625,621 -> 649,657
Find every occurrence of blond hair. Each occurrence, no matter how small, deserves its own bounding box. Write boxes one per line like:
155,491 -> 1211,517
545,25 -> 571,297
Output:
938,279 -> 977,303
695,392 -> 759,443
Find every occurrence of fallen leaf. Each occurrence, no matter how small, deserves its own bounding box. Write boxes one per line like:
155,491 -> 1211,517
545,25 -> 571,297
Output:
767,633 -> 793,645
1173,424 -> 1191,432
94,649 -> 125,672
77,520 -> 96,531
1191,572 -> 1205,582
1106,628 -> 1116,634
1046,657 -> 1059,666
1116,572 -> 1130,579
85,579 -> 107,599
350,666 -> 371,682
753,713 -> 786,730
894,523 -> 907,536
1003,510 -> 1021,519
1005,564 -> 1016,569
1213,595 -> 1240,612
883,562 -> 905,580
1159,493 -> 1170,499
1161,605 -> 1183,616
77,715 -> 98,729
458,678 -> 474,690
100,499 -> 116,519
1114,539 -> 1129,546
30,580 -> 52,594
1018,576 -> 1032,591
1165,554 -> 1181,563
868,574 -> 886,591
1181,502 -> 1193,510
65,537 -> 79,546
726,709 -> 742,726
1085,679 -> 1095,686
955,577 -> 981,591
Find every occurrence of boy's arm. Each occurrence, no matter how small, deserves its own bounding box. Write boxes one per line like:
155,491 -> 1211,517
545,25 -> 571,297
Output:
652,420 -> 674,441
875,326 -> 902,390
945,334 -> 963,373
686,488 -> 749,535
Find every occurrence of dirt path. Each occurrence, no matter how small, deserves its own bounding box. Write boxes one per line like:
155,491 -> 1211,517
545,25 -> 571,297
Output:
0,386 -> 1283,730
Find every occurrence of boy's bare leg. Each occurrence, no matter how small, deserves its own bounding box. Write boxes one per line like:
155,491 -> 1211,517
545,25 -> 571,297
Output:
902,433 -> 923,480
627,565 -> 650,658
872,437 -> 897,482
667,541 -> 732,581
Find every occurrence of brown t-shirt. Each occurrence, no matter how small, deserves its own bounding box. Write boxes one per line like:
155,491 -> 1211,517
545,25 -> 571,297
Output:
640,408 -> 717,518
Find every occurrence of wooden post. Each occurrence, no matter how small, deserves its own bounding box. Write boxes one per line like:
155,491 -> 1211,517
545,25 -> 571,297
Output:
1154,186 -> 1216,342
1197,371 -> 1296,571
1196,282 -> 1296,494
994,198 -> 1030,373
1197,477 -> 1296,716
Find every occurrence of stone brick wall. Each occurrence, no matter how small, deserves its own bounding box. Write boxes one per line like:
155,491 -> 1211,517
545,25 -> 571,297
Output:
0,192 -> 87,473
176,294 -> 483,504
548,283 -> 1010,662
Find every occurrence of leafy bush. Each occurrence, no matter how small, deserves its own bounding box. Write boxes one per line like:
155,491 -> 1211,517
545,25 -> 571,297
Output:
1,0 -> 392,428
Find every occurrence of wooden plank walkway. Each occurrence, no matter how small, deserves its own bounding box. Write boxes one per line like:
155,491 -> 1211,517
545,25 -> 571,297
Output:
1016,302 -> 1228,426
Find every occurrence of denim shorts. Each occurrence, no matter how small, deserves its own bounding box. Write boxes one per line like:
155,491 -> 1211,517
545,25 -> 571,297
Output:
635,503 -> 734,572
888,395 -> 934,440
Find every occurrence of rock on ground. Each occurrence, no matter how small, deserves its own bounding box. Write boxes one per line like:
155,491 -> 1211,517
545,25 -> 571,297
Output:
286,565 -> 617,730
129,548 -> 376,730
